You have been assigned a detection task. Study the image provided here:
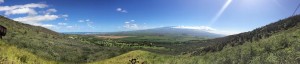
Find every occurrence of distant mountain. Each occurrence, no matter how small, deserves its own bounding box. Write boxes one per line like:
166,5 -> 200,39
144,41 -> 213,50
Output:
97,26 -> 225,38
61,32 -> 105,35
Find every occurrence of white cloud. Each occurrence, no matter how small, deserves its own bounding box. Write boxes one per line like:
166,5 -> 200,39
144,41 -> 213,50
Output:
62,14 -> 68,17
61,14 -> 68,21
116,8 -> 127,13
78,19 -> 95,29
86,19 -> 90,21
0,0 -> 4,4
78,19 -> 90,22
13,14 -> 61,29
172,26 -> 241,35
13,14 -> 59,24
47,9 -> 57,12
4,7 -> 37,15
212,30 -> 242,35
116,8 -> 122,11
130,20 -> 135,22
78,20 -> 87,22
44,8 -> 57,15
0,3 -> 72,31
58,22 -> 67,25
87,22 -> 95,28
66,26 -> 73,28
0,3 -> 47,15
55,23 -> 79,30
40,24 -> 56,28
173,26 -> 216,31
78,20 -> 85,22
123,21 -> 139,30
124,23 -> 138,29
122,20 -> 151,30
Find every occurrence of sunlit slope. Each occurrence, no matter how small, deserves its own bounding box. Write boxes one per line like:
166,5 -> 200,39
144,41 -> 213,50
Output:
0,40 -> 59,64
99,26 -> 224,38
91,24 -> 300,64
89,50 -> 205,64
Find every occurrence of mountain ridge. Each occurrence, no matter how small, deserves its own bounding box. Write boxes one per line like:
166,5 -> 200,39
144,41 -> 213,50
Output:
94,26 -> 225,38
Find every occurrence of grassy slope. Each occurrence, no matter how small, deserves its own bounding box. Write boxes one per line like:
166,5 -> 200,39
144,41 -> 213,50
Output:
0,16 -> 87,62
0,40 -> 59,64
90,50 -> 203,64
91,23 -> 300,64
0,16 -> 143,63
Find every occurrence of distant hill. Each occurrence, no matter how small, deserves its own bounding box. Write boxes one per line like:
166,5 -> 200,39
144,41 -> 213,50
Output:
62,32 -> 105,35
95,26 -> 224,38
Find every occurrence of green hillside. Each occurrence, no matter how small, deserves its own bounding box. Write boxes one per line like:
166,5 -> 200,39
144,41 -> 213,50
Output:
0,16 -> 129,63
0,16 -> 95,63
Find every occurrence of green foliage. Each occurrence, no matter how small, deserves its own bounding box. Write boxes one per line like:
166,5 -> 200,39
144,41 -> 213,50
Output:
0,40 -> 59,64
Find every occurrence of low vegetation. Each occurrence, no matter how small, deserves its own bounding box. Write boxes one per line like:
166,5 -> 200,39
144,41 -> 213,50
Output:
0,40 -> 58,64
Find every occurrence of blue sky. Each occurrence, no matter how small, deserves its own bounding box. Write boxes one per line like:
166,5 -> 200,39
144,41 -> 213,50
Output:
0,0 -> 299,35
